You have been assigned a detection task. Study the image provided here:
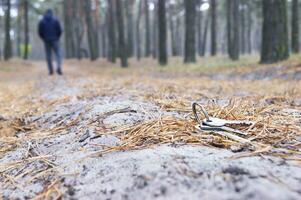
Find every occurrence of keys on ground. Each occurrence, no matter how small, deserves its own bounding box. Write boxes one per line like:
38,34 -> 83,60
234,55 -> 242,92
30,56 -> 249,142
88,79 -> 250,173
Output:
192,102 -> 254,137
203,117 -> 254,127
196,120 -> 248,136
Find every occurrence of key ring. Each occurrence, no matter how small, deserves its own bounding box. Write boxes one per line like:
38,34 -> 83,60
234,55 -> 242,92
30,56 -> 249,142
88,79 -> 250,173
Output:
192,102 -> 210,124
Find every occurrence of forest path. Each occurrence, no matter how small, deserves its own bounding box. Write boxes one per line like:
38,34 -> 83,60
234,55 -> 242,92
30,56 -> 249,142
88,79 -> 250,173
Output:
0,60 -> 301,199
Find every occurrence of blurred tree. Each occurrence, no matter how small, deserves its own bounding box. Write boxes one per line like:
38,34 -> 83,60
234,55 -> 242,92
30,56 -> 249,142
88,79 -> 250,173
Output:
227,0 -> 240,60
136,0 -> 142,60
144,0 -> 151,57
261,0 -> 289,63
24,0 -> 29,60
4,0 -> 12,60
240,0 -> 246,54
126,0 -> 135,57
169,10 -> 176,56
152,0 -> 158,59
291,0 -> 299,53
73,0 -> 85,59
233,0 -> 239,59
0,16 -> 2,60
197,0 -> 203,56
201,11 -> 209,57
116,0 -> 128,67
184,0 -> 196,63
158,0 -> 167,65
210,0 -> 217,56
168,1 -> 179,56
227,0 -> 232,57
84,0 -> 100,61
175,14 -> 182,56
107,0 -> 116,63
101,10 -> 107,58
17,1 -> 22,58
246,0 -> 253,54
63,0 -> 75,58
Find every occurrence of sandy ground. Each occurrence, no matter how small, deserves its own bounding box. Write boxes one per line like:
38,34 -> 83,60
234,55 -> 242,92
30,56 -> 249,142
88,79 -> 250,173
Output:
0,60 -> 301,200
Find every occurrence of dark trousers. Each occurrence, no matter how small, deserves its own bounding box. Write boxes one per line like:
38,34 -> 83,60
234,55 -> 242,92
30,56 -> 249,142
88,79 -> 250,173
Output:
44,41 -> 62,74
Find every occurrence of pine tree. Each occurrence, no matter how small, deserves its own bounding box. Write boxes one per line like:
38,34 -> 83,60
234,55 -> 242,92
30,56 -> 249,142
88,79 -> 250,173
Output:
227,0 -> 240,60
261,0 -> 289,63
184,0 -> 197,63
116,0 -> 128,67
291,0 -> 299,53
210,0 -> 217,56
24,0 -> 29,60
4,0 -> 12,60
158,0 -> 168,65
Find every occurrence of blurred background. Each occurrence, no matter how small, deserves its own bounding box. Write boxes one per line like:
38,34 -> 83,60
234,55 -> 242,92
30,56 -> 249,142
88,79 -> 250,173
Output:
0,0 -> 298,66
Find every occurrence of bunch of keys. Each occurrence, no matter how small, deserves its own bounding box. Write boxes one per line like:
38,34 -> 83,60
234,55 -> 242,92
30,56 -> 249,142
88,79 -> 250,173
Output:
192,102 -> 254,137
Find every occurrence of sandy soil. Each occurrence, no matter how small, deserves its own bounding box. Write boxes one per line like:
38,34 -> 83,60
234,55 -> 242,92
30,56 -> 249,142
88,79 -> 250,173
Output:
0,60 -> 301,200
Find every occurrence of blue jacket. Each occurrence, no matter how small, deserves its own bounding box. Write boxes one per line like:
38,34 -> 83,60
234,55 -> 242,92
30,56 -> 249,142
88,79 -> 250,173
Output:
38,10 -> 62,42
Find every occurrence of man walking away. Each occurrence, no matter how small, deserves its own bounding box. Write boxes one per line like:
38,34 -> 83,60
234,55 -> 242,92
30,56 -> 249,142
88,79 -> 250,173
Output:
38,9 -> 63,75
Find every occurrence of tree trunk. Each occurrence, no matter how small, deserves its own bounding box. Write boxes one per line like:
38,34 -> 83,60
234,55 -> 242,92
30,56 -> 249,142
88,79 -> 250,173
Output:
152,1 -> 158,59
126,0 -> 135,57
0,14 -> 2,60
101,23 -> 107,58
175,16 -> 182,56
63,0 -> 74,58
169,3 -> 178,57
93,0 -> 100,58
232,0 -> 240,60
227,0 -> 240,60
261,0 -> 289,63
158,0 -> 167,65
72,0 -> 82,59
107,0 -> 116,63
240,1 -> 246,54
184,0 -> 196,63
116,0 -> 128,67
246,1 -> 252,54
144,0 -> 151,57
291,0 -> 299,53
210,0 -> 217,56
136,0 -> 143,60
197,2 -> 203,56
201,13 -> 210,57
197,0 -> 203,56
169,14 -> 177,56
24,0 -> 29,60
17,1 -> 22,58
227,0 -> 231,56
4,0 -> 12,60
84,0 -> 99,61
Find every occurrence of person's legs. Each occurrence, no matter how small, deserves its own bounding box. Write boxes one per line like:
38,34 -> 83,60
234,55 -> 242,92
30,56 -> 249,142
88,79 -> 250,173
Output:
53,41 -> 63,75
44,42 -> 53,75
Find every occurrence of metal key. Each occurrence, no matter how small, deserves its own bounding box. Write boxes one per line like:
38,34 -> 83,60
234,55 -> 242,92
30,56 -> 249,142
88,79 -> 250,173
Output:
192,102 -> 254,136
196,121 -> 248,135
203,117 -> 254,127
194,123 -> 252,143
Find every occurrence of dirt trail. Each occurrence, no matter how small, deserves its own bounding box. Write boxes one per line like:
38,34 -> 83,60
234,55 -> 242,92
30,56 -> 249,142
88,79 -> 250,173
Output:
0,61 -> 301,200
